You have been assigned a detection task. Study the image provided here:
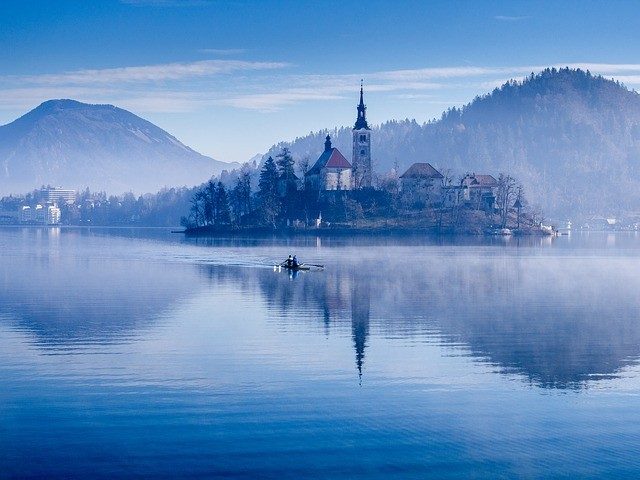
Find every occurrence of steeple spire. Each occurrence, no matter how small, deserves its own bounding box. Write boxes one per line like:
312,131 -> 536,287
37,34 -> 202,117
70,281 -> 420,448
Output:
354,79 -> 370,130
324,134 -> 332,151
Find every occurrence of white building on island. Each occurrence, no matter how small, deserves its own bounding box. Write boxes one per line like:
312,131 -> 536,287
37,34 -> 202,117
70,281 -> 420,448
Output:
305,135 -> 353,191
305,83 -> 373,191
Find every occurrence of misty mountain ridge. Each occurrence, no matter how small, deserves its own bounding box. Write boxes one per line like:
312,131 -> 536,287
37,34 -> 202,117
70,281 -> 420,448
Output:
262,68 -> 640,218
0,99 -> 234,195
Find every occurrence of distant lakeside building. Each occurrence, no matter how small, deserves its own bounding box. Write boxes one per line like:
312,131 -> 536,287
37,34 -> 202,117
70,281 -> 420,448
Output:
398,162 -> 499,212
42,187 -> 77,205
20,204 -> 61,225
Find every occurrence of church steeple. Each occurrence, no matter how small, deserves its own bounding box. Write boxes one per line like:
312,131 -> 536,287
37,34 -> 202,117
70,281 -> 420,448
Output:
354,80 -> 370,130
324,134 -> 332,151
352,80 -> 372,188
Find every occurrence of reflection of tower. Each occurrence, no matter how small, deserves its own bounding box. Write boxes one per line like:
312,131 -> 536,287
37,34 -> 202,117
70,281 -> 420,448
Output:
351,273 -> 371,382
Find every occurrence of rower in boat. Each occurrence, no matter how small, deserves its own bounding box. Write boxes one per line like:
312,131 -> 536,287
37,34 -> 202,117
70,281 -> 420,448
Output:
292,255 -> 299,268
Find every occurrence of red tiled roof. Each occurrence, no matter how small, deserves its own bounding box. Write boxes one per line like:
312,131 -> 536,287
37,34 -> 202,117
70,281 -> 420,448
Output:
307,147 -> 352,175
325,149 -> 352,168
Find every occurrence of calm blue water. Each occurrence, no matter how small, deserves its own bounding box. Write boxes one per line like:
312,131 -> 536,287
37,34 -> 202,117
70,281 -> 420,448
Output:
1,228 -> 640,479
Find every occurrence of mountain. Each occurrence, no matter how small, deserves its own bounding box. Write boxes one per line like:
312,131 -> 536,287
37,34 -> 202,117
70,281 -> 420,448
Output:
262,68 -> 640,218
0,99 -> 235,195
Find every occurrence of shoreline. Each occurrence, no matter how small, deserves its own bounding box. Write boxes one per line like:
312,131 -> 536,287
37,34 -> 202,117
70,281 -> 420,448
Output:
181,225 -> 552,237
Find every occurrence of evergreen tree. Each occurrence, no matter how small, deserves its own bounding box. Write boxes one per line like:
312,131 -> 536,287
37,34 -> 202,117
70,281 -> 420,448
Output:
190,190 -> 206,226
258,156 -> 281,227
204,180 -> 216,225
231,170 -> 252,223
214,182 -> 231,225
276,147 -> 297,195
276,147 -> 299,221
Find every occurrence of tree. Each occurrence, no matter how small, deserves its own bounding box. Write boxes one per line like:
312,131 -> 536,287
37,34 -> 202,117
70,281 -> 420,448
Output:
344,198 -> 364,226
497,173 -> 518,228
231,169 -> 252,224
514,185 -> 525,229
203,180 -> 217,225
258,156 -> 281,227
276,147 -> 297,194
190,190 -> 206,226
214,182 -> 231,225
297,155 -> 311,183
276,147 -> 299,221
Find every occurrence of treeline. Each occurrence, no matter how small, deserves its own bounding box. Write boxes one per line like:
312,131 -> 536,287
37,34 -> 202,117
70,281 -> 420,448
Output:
183,148 -> 397,229
0,186 -> 197,226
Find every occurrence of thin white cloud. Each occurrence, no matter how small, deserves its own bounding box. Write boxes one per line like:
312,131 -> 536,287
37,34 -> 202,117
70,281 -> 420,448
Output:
563,63 -> 640,74
4,61 -> 640,115
220,81 -> 445,111
494,15 -> 531,21
199,48 -> 246,56
222,63 -> 640,111
221,91 -> 345,111
14,59 -> 289,85
393,93 -> 435,100
0,87 -> 210,114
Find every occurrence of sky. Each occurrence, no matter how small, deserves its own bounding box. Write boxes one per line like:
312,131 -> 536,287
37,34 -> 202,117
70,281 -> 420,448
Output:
1,0 -> 640,163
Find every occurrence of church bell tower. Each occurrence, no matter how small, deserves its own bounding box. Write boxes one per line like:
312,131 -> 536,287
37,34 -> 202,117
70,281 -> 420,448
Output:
352,80 -> 371,189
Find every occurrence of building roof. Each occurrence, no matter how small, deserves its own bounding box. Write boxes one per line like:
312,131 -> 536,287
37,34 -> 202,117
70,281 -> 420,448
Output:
399,162 -> 444,179
462,174 -> 498,187
307,135 -> 352,176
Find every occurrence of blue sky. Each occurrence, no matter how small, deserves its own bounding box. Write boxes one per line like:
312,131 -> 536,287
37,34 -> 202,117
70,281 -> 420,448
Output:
1,0 -> 640,163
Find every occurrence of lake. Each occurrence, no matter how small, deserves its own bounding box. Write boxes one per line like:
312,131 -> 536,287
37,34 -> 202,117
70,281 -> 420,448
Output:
1,227 -> 640,479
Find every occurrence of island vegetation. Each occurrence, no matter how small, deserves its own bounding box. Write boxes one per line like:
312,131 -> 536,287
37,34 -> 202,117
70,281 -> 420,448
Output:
181,148 -> 545,236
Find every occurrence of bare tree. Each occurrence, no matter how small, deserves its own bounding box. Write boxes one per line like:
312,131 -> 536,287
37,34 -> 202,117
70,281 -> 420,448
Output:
497,173 -> 518,228
297,155 -> 311,185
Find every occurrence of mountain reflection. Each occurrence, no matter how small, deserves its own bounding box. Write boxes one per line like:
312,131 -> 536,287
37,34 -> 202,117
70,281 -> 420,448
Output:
200,253 -> 640,389
0,233 -> 196,348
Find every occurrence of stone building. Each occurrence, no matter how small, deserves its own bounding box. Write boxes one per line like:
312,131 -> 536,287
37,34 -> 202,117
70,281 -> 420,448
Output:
399,162 -> 444,206
443,174 -> 499,210
461,174 -> 498,210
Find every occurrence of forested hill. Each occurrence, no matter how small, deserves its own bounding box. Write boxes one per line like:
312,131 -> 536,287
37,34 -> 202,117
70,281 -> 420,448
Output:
263,68 -> 640,218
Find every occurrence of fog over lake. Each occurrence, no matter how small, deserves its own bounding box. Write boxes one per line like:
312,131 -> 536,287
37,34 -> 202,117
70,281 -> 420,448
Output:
2,228 -> 640,478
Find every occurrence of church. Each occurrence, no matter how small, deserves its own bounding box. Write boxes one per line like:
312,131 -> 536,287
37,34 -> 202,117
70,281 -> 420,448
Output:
305,83 -> 372,191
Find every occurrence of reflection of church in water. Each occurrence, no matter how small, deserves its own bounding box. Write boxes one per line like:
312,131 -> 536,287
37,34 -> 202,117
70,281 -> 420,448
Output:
318,269 -> 371,382
351,273 -> 370,381
255,263 -> 372,382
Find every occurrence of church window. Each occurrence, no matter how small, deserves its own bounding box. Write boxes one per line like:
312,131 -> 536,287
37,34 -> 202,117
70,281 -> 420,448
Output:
360,134 -> 366,142
360,149 -> 365,155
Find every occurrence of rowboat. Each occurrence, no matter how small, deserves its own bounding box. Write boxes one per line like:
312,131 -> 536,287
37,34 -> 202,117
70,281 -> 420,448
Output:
279,264 -> 311,271
274,263 -> 323,271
